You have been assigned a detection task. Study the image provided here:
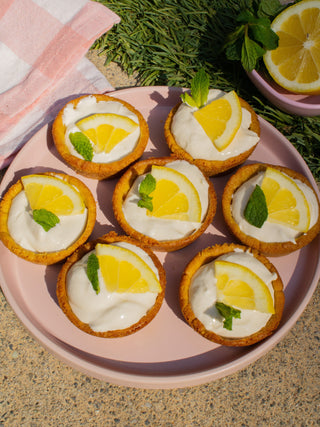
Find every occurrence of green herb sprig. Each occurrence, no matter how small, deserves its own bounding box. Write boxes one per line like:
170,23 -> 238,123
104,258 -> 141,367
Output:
180,69 -> 209,108
32,209 -> 60,232
69,132 -> 93,162
87,253 -> 100,294
222,0 -> 285,72
244,184 -> 268,228
216,301 -> 241,331
137,173 -> 156,212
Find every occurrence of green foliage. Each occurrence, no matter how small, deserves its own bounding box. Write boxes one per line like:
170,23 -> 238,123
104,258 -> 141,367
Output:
215,302 -> 241,331
69,132 -> 93,162
244,185 -> 268,228
138,173 -> 156,211
32,209 -> 60,232
93,0 -> 320,180
87,253 -> 100,294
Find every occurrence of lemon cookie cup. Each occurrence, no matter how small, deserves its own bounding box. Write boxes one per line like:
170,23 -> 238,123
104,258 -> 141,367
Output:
57,232 -> 166,338
112,156 -> 217,252
52,94 -> 149,180
179,243 -> 285,347
222,163 -> 320,256
164,91 -> 260,176
0,172 -> 96,264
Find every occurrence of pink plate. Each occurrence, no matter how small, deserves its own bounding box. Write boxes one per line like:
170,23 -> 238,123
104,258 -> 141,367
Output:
0,86 -> 319,389
248,69 -> 320,116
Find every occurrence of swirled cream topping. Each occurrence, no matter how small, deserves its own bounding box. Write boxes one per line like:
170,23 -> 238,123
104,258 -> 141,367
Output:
62,96 -> 140,163
189,250 -> 277,338
232,171 -> 319,243
67,241 -> 159,332
122,160 -> 209,241
7,191 -> 88,252
171,89 -> 259,160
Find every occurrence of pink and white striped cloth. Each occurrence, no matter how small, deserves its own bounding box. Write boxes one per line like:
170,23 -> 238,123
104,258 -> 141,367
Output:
0,0 -> 120,168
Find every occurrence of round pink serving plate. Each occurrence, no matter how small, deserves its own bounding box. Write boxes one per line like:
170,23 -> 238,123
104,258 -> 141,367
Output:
1,87 -> 319,389
248,69 -> 320,116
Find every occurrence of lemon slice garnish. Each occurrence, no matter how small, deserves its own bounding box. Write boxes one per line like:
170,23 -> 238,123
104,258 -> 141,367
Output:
147,165 -> 202,222
215,260 -> 274,314
264,0 -> 320,94
193,91 -> 242,151
95,243 -> 161,293
76,113 -> 138,153
261,167 -> 310,232
21,174 -> 85,216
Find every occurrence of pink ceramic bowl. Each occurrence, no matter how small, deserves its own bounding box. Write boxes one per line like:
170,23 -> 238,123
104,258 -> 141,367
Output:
248,69 -> 320,117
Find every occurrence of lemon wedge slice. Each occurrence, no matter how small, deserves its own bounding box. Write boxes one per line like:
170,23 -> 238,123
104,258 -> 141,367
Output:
193,91 -> 242,151
215,260 -> 275,314
264,0 -> 320,94
21,174 -> 85,216
76,113 -> 138,153
261,167 -> 310,232
95,243 -> 161,293
147,165 -> 202,222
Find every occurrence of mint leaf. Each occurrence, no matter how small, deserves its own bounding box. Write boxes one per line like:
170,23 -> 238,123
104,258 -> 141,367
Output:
216,302 -> 241,331
181,69 -> 209,108
244,184 -> 268,228
250,17 -> 279,50
242,35 -> 266,72
258,0 -> 285,19
222,0 -> 282,72
33,209 -> 59,232
87,253 -> 100,294
69,132 -> 93,162
137,173 -> 156,212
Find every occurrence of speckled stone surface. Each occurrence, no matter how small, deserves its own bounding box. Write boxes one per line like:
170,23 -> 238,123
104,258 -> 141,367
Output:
1,52 -> 320,426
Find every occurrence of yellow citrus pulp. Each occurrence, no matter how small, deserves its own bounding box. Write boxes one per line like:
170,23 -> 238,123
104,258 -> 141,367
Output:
264,0 -> 320,94
215,260 -> 274,314
95,243 -> 161,293
21,175 -> 85,216
76,113 -> 138,153
193,91 -> 242,151
261,168 -> 310,231
147,166 -> 202,221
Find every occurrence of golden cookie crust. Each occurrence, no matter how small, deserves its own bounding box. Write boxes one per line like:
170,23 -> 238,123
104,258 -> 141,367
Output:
52,94 -> 149,180
179,243 -> 285,347
0,172 -> 96,265
112,156 -> 217,252
164,97 -> 260,177
222,163 -> 320,256
56,231 -> 166,338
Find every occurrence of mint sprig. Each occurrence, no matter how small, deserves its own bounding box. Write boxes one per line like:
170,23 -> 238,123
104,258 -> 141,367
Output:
69,132 -> 93,162
244,184 -> 268,228
180,68 -> 210,108
216,302 -> 241,331
137,173 -> 156,212
32,209 -> 60,232
87,253 -> 100,294
223,0 -> 285,72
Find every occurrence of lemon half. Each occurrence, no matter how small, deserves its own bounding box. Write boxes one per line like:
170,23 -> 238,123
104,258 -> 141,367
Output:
264,0 -> 320,94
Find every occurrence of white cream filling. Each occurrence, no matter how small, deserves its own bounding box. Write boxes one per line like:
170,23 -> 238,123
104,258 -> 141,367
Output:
122,160 -> 209,241
232,171 -> 319,243
67,241 -> 159,332
7,191 -> 88,252
62,96 -> 141,164
171,89 -> 259,161
190,250 -> 277,338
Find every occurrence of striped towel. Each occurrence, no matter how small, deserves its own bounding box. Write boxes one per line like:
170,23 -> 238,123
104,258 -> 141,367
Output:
0,0 -> 120,168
